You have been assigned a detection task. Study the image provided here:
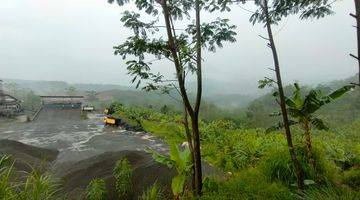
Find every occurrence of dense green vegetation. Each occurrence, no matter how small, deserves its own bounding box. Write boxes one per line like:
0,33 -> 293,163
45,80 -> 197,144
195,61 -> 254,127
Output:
246,76 -> 360,129
1,76 -> 358,199
109,84 -> 360,199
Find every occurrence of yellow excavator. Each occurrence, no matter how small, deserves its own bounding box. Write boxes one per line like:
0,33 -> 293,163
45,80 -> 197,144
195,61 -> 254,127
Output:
103,105 -> 121,126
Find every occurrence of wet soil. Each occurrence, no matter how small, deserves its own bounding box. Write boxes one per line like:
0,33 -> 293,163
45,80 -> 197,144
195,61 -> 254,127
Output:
0,108 -> 167,163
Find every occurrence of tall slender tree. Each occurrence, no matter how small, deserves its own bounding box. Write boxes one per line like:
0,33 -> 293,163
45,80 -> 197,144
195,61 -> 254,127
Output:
107,0 -> 236,195
351,0 -> 360,85
207,0 -> 335,190
261,0 -> 304,189
251,0 -> 334,190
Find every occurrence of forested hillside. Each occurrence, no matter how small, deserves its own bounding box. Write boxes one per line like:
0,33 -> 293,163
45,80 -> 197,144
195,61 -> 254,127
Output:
245,75 -> 360,128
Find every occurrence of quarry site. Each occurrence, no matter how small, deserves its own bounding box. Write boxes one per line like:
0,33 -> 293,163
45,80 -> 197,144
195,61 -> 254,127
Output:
0,85 -> 174,199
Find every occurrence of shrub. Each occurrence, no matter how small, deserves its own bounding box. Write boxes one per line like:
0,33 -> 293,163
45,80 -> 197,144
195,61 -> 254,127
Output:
342,168 -> 360,190
113,158 -> 133,198
140,182 -> 164,200
260,143 -> 339,186
86,178 -> 107,200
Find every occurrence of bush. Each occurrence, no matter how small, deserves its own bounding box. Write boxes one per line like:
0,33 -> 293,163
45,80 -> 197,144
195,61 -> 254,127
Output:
113,158 -> 133,198
260,143 -> 339,186
86,178 -> 107,200
342,168 -> 360,190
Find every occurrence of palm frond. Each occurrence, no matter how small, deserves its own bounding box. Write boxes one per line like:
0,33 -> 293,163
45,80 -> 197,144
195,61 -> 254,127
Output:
327,85 -> 355,100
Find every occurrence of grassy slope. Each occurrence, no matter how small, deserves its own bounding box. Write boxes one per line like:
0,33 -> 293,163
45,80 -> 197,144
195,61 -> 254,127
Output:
114,103 -> 360,199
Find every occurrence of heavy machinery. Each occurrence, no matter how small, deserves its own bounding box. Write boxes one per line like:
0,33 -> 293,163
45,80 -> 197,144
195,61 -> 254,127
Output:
103,104 -> 121,126
103,116 -> 121,126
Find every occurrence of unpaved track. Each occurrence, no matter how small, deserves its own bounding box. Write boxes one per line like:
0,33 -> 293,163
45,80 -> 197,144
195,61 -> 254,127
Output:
0,108 -> 167,163
35,107 -> 82,122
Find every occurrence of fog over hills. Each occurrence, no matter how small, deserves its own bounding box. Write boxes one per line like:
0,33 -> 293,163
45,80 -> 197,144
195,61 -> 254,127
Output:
2,74 -> 357,109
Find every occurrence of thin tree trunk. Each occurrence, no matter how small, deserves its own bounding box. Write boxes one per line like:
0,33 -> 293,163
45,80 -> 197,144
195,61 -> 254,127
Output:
190,115 -> 202,195
303,118 -> 315,170
355,0 -> 360,84
161,1 -> 194,117
262,0 -> 304,190
193,0 -> 203,195
161,0 -> 202,195
183,105 -> 196,190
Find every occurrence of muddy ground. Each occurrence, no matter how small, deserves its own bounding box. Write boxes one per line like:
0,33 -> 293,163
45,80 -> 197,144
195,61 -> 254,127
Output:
0,107 -> 221,199
0,107 -> 167,163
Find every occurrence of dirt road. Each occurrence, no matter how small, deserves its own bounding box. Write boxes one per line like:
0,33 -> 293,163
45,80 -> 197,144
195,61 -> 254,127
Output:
0,108 -> 167,163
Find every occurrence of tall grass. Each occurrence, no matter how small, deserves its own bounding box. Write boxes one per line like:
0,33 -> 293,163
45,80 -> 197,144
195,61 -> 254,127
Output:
201,168 -> 293,200
0,155 -> 16,200
298,186 -> 360,200
0,155 -> 62,200
18,169 -> 60,200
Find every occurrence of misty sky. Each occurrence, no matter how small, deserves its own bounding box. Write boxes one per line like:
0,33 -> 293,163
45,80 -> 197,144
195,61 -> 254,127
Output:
0,0 -> 357,88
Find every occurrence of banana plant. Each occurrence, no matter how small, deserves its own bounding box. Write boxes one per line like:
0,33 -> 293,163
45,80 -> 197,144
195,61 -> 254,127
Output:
147,143 -> 192,200
268,83 -> 355,169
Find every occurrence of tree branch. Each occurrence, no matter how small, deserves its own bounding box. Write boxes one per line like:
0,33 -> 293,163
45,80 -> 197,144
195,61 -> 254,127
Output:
258,34 -> 269,40
350,53 -> 359,60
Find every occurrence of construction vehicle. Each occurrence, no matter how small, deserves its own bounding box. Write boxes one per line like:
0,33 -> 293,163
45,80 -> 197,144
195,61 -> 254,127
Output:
103,104 -> 121,126
103,116 -> 121,126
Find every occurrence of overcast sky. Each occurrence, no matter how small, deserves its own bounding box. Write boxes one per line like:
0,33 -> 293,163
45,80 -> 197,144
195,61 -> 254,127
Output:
0,0 -> 356,88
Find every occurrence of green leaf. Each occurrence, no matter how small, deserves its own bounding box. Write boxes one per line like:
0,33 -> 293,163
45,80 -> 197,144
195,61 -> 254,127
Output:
302,90 -> 323,114
169,143 -> 183,170
328,85 -> 355,100
287,108 -> 302,118
146,148 -> 175,168
292,83 -> 303,108
0,155 -> 12,169
171,175 -> 186,196
285,96 -> 296,108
